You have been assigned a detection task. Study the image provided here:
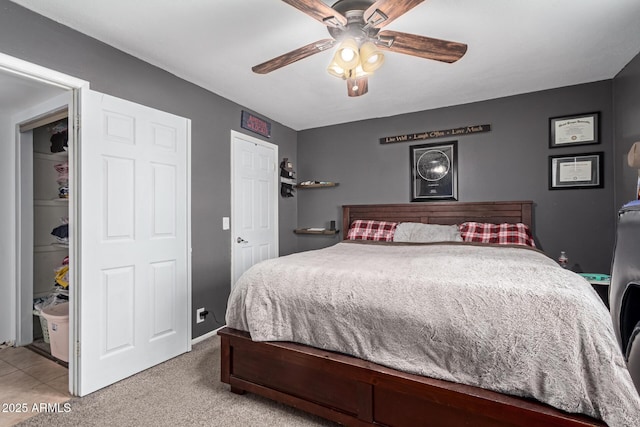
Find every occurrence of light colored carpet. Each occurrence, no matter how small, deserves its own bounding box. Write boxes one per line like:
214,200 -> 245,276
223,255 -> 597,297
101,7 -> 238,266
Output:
18,337 -> 338,427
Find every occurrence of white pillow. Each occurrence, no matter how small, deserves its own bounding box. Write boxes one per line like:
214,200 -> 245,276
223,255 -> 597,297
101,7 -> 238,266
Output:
393,222 -> 462,243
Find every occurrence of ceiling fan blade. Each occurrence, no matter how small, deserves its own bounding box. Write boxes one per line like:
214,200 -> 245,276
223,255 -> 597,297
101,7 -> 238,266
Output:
377,30 -> 467,63
281,0 -> 347,28
252,39 -> 337,74
364,0 -> 424,29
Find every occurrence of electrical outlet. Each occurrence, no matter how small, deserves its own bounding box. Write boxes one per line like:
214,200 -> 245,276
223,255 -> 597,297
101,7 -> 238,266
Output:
196,307 -> 206,324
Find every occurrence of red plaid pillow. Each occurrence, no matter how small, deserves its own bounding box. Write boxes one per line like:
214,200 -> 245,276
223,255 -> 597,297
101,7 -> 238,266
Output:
459,222 -> 536,247
346,220 -> 398,241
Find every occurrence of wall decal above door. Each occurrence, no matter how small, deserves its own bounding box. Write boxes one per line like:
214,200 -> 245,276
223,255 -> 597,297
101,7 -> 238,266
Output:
241,110 -> 271,138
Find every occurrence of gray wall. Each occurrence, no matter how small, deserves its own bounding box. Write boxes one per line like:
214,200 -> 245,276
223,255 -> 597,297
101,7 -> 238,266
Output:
297,81 -> 615,273
0,1 -> 298,336
613,51 -> 640,210
3,0 -> 636,340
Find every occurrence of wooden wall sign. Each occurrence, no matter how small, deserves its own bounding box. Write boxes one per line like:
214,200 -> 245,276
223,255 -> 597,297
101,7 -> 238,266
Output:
241,110 -> 271,138
380,124 -> 491,144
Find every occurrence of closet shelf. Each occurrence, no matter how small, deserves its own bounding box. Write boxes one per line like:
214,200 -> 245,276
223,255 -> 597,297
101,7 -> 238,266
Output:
35,244 -> 69,253
33,291 -> 52,300
34,198 -> 69,206
33,151 -> 68,161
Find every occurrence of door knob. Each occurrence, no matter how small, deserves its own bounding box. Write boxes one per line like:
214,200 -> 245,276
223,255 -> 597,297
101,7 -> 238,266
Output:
237,237 -> 248,244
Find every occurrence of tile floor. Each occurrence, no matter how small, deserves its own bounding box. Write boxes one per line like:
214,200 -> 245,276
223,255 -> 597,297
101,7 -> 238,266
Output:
0,346 -> 70,427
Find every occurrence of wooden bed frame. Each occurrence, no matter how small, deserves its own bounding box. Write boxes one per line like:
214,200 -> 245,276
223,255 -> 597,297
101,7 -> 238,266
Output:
219,201 -> 605,427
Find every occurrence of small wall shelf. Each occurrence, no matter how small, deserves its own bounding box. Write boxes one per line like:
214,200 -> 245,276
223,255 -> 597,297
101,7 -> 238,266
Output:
295,182 -> 339,189
294,228 -> 339,235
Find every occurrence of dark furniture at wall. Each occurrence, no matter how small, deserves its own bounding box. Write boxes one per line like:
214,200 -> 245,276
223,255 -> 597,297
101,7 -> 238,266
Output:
219,201 -> 606,427
610,203 -> 640,393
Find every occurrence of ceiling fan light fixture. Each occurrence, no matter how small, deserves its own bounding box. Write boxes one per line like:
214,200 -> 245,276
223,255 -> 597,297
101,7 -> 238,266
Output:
359,41 -> 385,73
340,48 -> 356,62
327,60 -> 346,79
334,38 -> 360,69
353,64 -> 369,78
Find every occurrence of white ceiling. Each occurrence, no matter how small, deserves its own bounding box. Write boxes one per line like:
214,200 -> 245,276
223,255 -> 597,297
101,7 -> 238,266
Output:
9,0 -> 640,130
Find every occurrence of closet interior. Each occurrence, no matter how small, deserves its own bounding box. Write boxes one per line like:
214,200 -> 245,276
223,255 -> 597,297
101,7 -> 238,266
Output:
24,112 -> 70,365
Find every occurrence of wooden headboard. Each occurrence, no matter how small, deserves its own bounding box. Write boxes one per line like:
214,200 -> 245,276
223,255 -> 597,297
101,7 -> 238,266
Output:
342,201 -> 533,239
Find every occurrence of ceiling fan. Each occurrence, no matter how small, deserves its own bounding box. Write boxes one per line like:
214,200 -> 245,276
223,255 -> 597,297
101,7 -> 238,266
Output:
252,0 -> 467,97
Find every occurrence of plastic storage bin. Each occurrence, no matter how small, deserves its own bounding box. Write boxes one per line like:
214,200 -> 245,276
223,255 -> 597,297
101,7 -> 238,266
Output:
33,310 -> 50,343
41,302 -> 69,362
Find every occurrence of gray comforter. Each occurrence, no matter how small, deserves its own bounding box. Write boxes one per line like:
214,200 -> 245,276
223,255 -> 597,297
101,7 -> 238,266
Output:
226,241 -> 640,426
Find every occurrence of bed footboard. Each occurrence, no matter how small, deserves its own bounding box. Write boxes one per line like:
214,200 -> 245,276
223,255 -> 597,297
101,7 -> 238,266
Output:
218,328 -> 603,427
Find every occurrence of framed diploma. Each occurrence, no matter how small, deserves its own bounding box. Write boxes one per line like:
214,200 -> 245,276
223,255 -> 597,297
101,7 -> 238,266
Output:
549,112 -> 599,148
549,152 -> 603,190
410,141 -> 458,201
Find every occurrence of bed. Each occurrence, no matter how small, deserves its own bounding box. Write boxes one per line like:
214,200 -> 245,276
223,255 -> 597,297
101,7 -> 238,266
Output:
218,201 -> 640,426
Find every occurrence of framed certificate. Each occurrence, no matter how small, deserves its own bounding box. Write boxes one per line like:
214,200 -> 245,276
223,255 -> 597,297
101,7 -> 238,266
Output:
549,152 -> 603,190
410,141 -> 458,201
549,112 -> 599,148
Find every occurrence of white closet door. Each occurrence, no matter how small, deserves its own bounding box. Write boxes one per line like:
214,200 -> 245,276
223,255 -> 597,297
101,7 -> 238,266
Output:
77,89 -> 191,396
231,131 -> 278,286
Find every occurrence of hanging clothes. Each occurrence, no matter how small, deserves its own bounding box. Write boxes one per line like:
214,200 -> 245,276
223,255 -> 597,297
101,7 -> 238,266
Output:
49,121 -> 69,153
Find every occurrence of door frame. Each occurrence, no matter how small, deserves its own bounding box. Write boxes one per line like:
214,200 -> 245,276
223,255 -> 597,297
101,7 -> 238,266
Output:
3,52 -> 87,396
230,130 -> 279,287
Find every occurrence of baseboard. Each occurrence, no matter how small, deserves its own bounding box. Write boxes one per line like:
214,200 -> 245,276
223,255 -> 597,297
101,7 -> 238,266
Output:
191,325 -> 225,345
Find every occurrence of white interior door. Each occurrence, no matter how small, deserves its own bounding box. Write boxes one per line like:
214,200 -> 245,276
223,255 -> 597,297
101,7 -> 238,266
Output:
231,130 -> 278,286
76,89 -> 191,396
